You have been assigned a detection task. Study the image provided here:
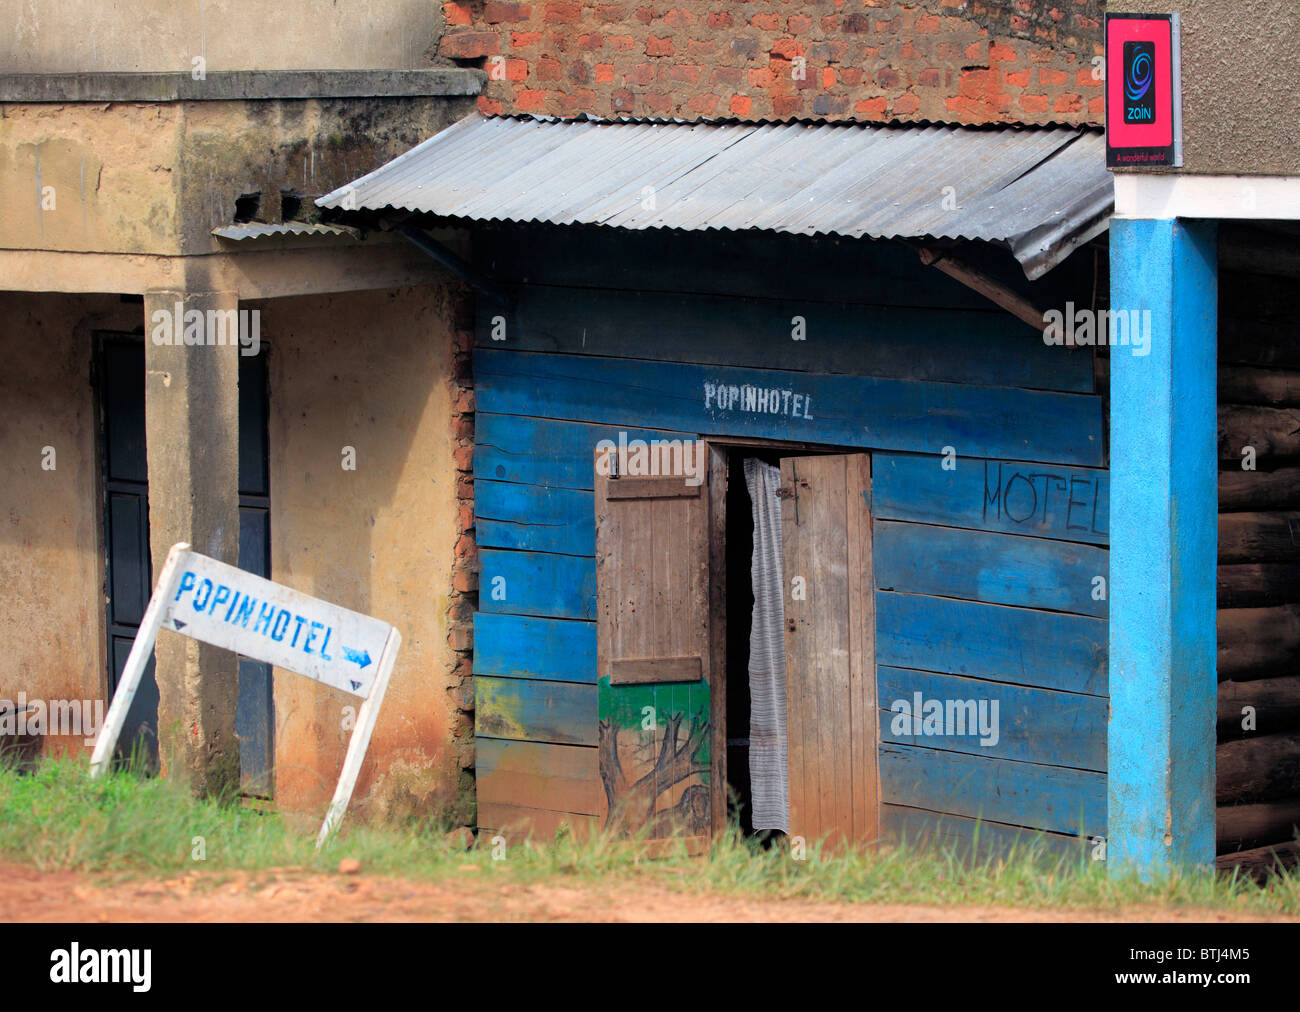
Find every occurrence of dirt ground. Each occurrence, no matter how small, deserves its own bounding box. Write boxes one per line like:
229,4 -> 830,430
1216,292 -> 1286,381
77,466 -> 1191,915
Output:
1,862 -> 1293,922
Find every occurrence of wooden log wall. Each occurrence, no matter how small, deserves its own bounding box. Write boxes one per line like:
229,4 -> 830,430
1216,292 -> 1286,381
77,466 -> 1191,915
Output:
468,223 -> 1108,853
1216,229 -> 1300,865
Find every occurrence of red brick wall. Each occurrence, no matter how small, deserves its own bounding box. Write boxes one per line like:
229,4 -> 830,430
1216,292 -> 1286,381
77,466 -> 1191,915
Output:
443,0 -> 1104,126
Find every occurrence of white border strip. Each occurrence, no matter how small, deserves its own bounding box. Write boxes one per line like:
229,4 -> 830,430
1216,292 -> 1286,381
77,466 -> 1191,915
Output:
1114,174 -> 1300,220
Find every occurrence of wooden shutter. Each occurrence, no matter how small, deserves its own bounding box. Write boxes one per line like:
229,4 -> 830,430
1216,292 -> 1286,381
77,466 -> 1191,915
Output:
780,453 -> 878,850
594,442 -> 723,840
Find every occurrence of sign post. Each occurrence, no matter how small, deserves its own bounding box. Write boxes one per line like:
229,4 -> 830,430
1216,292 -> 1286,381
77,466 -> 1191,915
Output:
90,542 -> 401,848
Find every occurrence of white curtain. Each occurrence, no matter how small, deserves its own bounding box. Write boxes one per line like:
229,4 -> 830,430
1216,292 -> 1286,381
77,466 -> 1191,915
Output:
744,458 -> 790,833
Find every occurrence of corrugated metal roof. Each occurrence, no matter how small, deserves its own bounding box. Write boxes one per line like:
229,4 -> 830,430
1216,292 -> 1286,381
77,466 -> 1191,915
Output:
212,221 -> 359,240
318,115 -> 1112,278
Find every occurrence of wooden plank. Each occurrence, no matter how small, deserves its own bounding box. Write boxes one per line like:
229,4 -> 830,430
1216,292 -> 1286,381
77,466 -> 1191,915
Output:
1217,731 -> 1300,805
871,454 -> 1108,545
1217,798 -> 1300,851
475,283 -> 1092,392
880,804 -> 1086,863
476,801 -> 599,841
477,349 -> 1106,468
607,476 -> 701,499
877,667 -> 1107,771
475,413 -> 692,490
1219,677 -> 1300,739
478,548 -> 596,621
1215,839 -> 1300,880
877,743 -> 1106,837
475,738 -> 601,815
1219,467 -> 1300,512
1219,405 -> 1300,463
875,592 -> 1108,697
1218,605 -> 1300,681
1219,512 -> 1300,563
475,676 -> 596,746
471,613 -> 596,683
476,479 -> 594,556
609,657 -> 702,684
1220,365 -> 1300,408
848,453 -> 878,843
1218,564 -> 1300,609
781,454 -> 876,849
707,445 -> 728,836
873,521 -> 1109,618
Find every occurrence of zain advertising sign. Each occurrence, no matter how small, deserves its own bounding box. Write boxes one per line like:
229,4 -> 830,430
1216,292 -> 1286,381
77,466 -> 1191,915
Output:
1105,13 -> 1182,168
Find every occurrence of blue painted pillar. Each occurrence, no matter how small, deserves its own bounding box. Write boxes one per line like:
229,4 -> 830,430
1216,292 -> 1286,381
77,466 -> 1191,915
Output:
1108,218 -> 1218,876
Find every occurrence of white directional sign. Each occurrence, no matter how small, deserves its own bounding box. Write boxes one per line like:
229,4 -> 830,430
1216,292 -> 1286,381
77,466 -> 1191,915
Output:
90,543 -> 400,847
163,552 -> 390,699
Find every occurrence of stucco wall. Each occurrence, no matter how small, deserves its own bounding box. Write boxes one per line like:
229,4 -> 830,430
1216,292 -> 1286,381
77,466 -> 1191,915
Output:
0,292 -> 141,753
1112,0 -> 1300,175
261,283 -> 464,822
1,0 -> 442,74
0,96 -> 476,258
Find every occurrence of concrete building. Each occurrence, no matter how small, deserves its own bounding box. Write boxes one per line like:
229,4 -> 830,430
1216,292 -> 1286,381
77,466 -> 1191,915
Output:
0,1 -> 483,821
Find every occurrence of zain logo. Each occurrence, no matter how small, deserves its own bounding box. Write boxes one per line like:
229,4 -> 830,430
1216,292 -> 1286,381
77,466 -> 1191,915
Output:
1122,41 -> 1156,123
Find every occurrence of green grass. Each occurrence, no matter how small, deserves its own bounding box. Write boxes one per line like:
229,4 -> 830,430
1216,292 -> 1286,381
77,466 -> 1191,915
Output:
2,756 -> 1297,916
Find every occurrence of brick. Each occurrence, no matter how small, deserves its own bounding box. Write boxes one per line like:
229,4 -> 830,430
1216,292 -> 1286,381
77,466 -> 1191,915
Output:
915,13 -> 940,33
989,41 -> 1017,61
687,92 -> 719,115
892,91 -> 920,115
770,38 -> 801,60
595,62 -> 615,82
632,61 -> 655,84
917,68 -> 941,87
558,87 -> 597,113
839,67 -> 862,86
646,35 -> 673,56
1004,69 -> 1030,87
456,474 -> 475,498
453,444 -> 474,471
454,415 -> 475,441
578,32 -> 605,50
545,2 -> 581,23
484,1 -> 531,23
476,95 -> 504,115
730,37 -> 759,60
711,66 -> 742,85
855,96 -> 888,118
729,94 -> 751,116
821,14 -> 838,33
772,95 -> 802,117
568,61 -> 589,83
613,88 -> 635,111
443,2 -> 473,27
449,627 -> 473,652
455,388 -> 476,414
504,57 -> 529,80
1054,92 -> 1082,114
1019,93 -> 1049,114
750,12 -> 779,30
596,4 -> 625,19
788,14 -> 812,34
642,91 -> 672,114
634,5 -> 655,24
876,67 -> 900,89
687,38 -> 717,57
607,34 -> 635,49
1077,68 -> 1099,88
1038,67 -> 1068,85
812,94 -> 848,116
538,56 -> 563,79
664,7 -> 695,27
511,30 -> 543,48
668,64 -> 700,83
841,13 -> 869,33
822,66 -> 835,89
440,31 -> 502,59
707,12 -> 732,29
454,532 -> 477,565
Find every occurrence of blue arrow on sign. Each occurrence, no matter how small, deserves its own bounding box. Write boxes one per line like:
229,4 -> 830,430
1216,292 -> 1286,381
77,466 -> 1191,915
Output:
341,646 -> 372,669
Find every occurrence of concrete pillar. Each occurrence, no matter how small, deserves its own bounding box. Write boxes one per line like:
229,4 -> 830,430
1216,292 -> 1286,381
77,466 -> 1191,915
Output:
143,290 -> 242,798
1108,218 -> 1218,875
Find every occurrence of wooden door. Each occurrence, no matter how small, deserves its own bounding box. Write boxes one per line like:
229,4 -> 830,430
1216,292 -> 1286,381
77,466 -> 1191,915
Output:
594,441 -> 726,840
780,453 -> 878,849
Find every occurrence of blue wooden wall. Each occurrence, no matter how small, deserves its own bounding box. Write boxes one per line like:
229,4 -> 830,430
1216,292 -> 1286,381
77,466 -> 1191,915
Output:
470,225 -> 1108,852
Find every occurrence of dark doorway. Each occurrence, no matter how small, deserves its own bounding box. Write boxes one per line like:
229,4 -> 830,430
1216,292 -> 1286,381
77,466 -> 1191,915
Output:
96,335 -> 273,793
